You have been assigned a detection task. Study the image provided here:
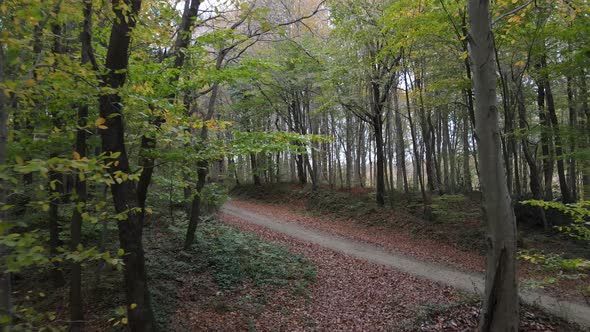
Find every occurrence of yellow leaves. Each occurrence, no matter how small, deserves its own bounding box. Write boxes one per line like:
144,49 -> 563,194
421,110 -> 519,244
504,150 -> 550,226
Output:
95,117 -> 108,130
73,151 -> 81,161
131,83 -> 154,95
460,51 -> 469,61
24,78 -> 36,87
121,318 -> 128,325
514,60 -> 526,68
508,15 -> 523,24
130,303 -> 137,310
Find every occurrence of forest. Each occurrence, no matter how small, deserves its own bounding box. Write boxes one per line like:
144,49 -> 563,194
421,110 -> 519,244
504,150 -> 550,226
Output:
0,0 -> 589,331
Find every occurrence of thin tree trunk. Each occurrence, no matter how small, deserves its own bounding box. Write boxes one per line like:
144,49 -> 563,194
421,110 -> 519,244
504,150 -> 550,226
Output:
394,91 -> 409,193
543,58 -> 570,202
345,113 -> 353,190
517,83 -> 549,230
581,73 -> 590,200
357,121 -> 365,187
403,67 -> 431,217
0,31 -> 12,331
48,9 -> 66,288
537,73 -> 554,200
462,97 -> 472,192
184,83 -> 220,249
69,2 -> 97,329
468,2 -> 519,330
442,109 -> 450,193
566,75 -> 577,201
374,117 -> 385,206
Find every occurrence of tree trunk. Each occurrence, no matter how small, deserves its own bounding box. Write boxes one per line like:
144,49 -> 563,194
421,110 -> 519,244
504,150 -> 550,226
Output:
48,9 -> 66,288
394,91 -> 409,194
185,82 -> 221,249
517,83 -> 549,231
442,109 -> 451,193
566,75 -> 577,201
69,3 -> 96,329
374,115 -> 386,206
99,1 -> 156,330
358,121 -> 366,187
462,98 -> 472,193
184,160 -> 207,249
345,113 -> 353,190
581,73 -> 590,200
417,78 -> 436,192
403,67 -> 431,217
469,2 -> 519,330
537,74 -> 554,201
542,57 -> 570,202
0,35 -> 12,331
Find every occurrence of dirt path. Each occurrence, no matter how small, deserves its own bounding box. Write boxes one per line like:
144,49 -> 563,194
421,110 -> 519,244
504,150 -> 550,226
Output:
222,201 -> 590,329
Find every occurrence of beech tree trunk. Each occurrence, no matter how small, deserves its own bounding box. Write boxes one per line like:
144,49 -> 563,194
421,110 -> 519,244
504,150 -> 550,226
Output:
468,1 -> 519,330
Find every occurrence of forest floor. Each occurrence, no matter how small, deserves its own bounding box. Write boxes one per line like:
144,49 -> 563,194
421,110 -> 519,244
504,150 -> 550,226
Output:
16,185 -> 589,331
214,196 -> 590,331
230,184 -> 590,302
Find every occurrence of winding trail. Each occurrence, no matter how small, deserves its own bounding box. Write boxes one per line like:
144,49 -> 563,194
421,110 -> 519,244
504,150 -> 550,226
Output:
222,201 -> 590,329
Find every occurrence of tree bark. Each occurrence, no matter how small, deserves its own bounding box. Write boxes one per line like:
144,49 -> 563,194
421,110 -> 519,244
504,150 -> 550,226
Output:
394,90 -> 409,194
566,75 -> 577,201
185,82 -> 220,249
403,67 -> 431,217
581,73 -> 590,200
69,2 -> 97,329
462,94 -> 472,193
345,113 -> 353,190
0,33 -> 12,331
536,70 -> 554,200
99,1 -> 156,330
541,56 -> 570,202
469,1 -> 519,331
48,9 -> 66,288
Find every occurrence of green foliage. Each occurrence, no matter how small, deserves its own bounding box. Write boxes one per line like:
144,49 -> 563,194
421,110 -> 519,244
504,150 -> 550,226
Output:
200,183 -> 229,211
519,249 -> 590,272
194,219 -> 316,290
523,200 -> 590,241
430,195 -> 480,223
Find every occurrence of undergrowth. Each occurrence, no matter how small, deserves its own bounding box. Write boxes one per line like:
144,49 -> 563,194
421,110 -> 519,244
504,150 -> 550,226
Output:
192,218 -> 316,290
149,212 -> 316,329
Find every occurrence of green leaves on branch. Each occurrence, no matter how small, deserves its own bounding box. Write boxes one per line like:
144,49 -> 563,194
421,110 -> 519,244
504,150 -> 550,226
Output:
522,200 -> 590,241
230,131 -> 331,156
